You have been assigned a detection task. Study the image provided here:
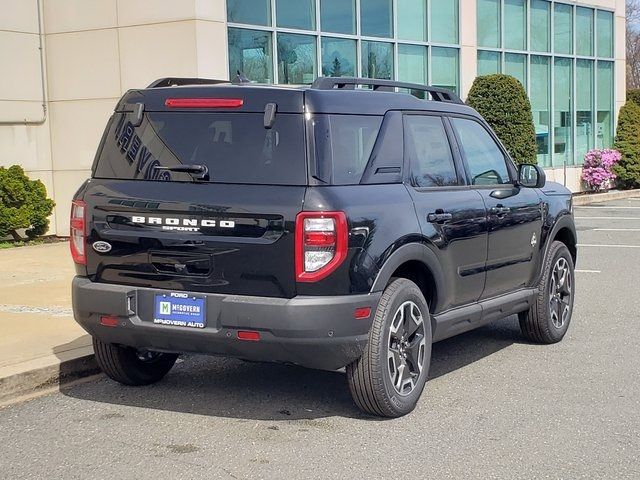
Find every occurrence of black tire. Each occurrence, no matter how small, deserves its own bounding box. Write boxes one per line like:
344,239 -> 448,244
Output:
519,241 -> 575,344
346,278 -> 432,418
93,337 -> 178,386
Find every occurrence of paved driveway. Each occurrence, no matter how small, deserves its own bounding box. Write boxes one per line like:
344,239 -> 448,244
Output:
1,198 -> 639,479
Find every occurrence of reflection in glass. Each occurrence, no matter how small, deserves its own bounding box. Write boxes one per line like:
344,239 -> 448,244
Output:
504,0 -> 526,51
397,0 -> 427,41
361,0 -> 393,38
576,7 -> 594,56
530,56 -> 551,166
505,53 -> 527,89
228,28 -> 273,83
477,0 -> 500,48
321,37 -> 357,77
398,45 -> 428,84
320,0 -> 356,34
276,0 -> 315,30
597,11 -> 614,58
576,60 -> 594,163
530,0 -> 550,52
362,40 -> 393,79
431,0 -> 459,44
227,0 -> 271,26
597,61 -> 614,148
554,3 -> 573,55
554,58 -> 573,167
431,47 -> 459,93
277,33 -> 317,84
477,51 -> 501,76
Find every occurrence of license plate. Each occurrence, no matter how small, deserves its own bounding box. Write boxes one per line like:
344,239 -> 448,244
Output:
153,293 -> 206,329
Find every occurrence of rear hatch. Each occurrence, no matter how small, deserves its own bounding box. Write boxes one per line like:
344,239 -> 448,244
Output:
81,86 -> 307,298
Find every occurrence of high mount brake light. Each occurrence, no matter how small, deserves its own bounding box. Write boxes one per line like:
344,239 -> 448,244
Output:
295,212 -> 347,282
70,199 -> 86,265
164,98 -> 244,108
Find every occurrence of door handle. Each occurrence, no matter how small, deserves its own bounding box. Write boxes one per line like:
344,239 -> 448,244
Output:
427,211 -> 453,223
490,205 -> 511,216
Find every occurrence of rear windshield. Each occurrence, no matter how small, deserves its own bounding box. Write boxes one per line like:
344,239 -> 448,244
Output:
313,115 -> 382,185
93,112 -> 307,185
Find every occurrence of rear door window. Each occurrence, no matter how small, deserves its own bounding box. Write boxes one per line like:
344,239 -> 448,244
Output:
404,115 -> 458,187
93,112 -> 307,185
314,115 -> 383,185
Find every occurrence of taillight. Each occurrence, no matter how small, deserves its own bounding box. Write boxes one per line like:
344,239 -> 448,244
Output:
70,199 -> 86,265
164,98 -> 244,108
295,211 -> 347,282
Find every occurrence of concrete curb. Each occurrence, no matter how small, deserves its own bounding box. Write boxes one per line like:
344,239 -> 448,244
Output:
0,354 -> 100,405
572,189 -> 640,205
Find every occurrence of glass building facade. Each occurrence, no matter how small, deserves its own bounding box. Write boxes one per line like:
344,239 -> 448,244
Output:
227,0 -> 461,92
226,0 -> 616,169
477,0 -> 615,167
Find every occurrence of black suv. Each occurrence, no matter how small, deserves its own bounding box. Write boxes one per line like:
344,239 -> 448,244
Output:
71,77 -> 577,418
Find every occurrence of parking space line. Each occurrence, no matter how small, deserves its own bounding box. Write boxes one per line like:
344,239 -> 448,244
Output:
577,244 -> 640,248
593,228 -> 640,232
575,206 -> 640,209
575,217 -> 640,220
575,269 -> 601,273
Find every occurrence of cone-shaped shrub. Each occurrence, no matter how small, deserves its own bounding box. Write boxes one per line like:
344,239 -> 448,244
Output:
613,101 -> 640,189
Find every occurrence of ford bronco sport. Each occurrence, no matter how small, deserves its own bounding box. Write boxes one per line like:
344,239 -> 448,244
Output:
71,76 -> 577,418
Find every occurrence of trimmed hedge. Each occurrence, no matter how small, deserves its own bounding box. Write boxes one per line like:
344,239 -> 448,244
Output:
0,165 -> 55,240
466,74 -> 537,165
613,101 -> 640,189
627,89 -> 640,106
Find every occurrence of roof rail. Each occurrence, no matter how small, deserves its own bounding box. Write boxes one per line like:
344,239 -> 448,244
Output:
310,77 -> 463,104
147,77 -> 230,88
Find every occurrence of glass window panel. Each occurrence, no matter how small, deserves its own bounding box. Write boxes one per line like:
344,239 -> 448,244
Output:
361,0 -> 393,38
554,57 -> 573,167
576,60 -> 594,163
276,0 -> 315,30
530,56 -> 551,166
228,28 -> 273,83
431,47 -> 458,93
597,61 -> 614,148
554,3 -> 573,55
320,0 -> 356,34
450,118 -> 511,185
277,33 -> 317,84
431,0 -> 459,44
321,37 -> 357,77
504,0 -> 526,51
361,40 -> 393,79
576,8 -> 594,56
405,116 -> 458,187
504,53 -> 527,89
477,50 -> 501,76
397,0 -> 427,41
597,11 -> 614,58
477,0 -> 500,48
398,44 -> 427,84
530,0 -> 550,52
227,0 -> 271,26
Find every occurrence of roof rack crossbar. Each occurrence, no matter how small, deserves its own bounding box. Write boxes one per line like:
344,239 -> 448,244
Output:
310,77 -> 463,104
147,77 -> 230,88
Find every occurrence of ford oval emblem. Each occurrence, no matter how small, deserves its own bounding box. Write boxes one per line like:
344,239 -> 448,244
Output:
92,241 -> 112,253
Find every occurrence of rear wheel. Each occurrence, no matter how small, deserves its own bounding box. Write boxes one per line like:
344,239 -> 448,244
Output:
93,337 -> 178,386
346,278 -> 432,418
519,241 -> 575,344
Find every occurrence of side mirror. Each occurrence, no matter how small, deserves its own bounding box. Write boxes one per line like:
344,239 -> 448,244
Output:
518,163 -> 546,188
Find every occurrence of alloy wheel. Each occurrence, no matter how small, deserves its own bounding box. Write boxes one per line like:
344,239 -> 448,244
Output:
549,257 -> 572,329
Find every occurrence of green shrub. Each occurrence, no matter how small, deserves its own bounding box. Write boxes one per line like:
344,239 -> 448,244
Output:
627,89 -> 640,106
612,101 -> 640,189
466,74 -> 537,165
0,165 -> 55,240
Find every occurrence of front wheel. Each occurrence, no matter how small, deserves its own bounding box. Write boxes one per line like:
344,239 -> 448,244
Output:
347,278 -> 432,418
93,337 -> 178,386
519,241 -> 575,344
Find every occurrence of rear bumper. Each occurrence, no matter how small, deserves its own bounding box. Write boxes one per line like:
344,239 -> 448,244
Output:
72,277 -> 380,370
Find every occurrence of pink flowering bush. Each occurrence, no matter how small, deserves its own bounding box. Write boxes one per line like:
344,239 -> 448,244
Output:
581,149 -> 621,191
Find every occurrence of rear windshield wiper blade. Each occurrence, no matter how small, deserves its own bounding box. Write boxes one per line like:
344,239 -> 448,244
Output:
153,164 -> 209,181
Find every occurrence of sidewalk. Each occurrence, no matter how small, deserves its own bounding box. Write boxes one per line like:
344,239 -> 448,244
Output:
0,242 -> 97,403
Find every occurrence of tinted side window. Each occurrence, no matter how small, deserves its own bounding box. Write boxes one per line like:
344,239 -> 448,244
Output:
404,115 -> 458,187
451,118 -> 511,186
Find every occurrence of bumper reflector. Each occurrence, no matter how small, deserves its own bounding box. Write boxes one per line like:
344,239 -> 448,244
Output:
237,330 -> 261,341
100,315 -> 120,327
354,307 -> 371,320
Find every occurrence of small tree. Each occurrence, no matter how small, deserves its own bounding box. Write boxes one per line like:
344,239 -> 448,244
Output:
613,101 -> 640,189
0,165 -> 55,240
466,74 -> 537,165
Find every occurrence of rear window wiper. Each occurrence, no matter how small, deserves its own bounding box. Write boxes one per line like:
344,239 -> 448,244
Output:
153,164 -> 209,181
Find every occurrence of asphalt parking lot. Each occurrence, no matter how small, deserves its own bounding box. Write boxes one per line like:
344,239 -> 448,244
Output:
1,198 -> 639,480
